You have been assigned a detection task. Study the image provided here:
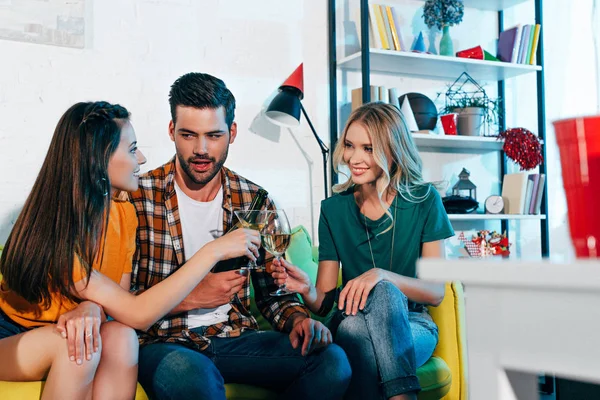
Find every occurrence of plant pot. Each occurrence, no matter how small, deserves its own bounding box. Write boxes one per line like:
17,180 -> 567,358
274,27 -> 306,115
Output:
456,107 -> 485,136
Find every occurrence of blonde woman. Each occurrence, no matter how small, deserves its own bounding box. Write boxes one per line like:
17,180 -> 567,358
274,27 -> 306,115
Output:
272,102 -> 454,400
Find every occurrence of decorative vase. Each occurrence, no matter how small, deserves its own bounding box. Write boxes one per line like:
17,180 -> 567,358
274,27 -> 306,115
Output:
439,25 -> 454,56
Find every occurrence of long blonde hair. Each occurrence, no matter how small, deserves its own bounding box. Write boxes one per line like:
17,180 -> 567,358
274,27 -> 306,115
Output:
332,102 -> 431,227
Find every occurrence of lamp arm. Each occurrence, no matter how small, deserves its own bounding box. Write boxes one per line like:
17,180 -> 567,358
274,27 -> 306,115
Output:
300,103 -> 329,155
300,103 -> 330,198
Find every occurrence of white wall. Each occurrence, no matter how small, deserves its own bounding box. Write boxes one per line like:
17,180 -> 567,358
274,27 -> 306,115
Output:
0,0 -> 329,243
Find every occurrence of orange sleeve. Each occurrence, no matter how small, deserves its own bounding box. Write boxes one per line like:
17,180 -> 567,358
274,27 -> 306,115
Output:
72,255 -> 91,284
121,201 -> 138,275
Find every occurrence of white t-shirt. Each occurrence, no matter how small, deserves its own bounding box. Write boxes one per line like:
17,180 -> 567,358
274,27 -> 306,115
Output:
174,182 -> 232,329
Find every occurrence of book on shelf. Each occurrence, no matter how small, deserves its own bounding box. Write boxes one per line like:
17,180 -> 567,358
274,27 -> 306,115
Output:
390,6 -> 407,51
497,23 -> 541,65
525,24 -> 535,64
497,25 -> 520,63
529,24 -> 541,65
371,4 -> 390,50
532,173 -> 546,214
351,85 -> 380,111
511,25 -> 523,63
351,85 -> 402,111
517,24 -> 531,63
502,172 -> 529,214
523,174 -> 536,214
347,4 -> 408,53
379,85 -> 389,103
385,5 -> 400,51
527,173 -> 541,214
501,172 -> 546,215
379,5 -> 394,51
388,87 -> 400,108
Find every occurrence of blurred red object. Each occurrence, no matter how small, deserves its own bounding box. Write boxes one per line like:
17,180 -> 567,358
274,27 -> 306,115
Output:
456,46 -> 484,60
554,116 -> 600,258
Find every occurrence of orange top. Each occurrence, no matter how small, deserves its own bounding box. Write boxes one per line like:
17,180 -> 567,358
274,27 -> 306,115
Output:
0,200 -> 137,328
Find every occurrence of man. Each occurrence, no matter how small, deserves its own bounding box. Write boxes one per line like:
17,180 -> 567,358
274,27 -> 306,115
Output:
129,72 -> 351,400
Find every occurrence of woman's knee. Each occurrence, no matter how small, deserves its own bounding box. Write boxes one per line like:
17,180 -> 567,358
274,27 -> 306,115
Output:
370,281 -> 407,304
100,321 -> 139,365
52,328 -> 101,376
335,314 -> 370,347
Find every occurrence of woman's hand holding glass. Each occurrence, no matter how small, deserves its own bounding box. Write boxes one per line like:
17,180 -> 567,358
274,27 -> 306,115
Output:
208,228 -> 261,262
261,210 -> 293,296
233,210 -> 271,269
271,258 -> 312,297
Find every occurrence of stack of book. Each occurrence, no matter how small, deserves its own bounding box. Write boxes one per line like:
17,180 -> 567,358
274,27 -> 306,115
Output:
349,3 -> 407,51
350,85 -> 400,111
497,24 -> 542,65
501,172 -> 546,215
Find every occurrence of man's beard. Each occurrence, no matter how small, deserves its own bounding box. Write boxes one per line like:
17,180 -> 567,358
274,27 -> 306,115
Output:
177,149 -> 228,185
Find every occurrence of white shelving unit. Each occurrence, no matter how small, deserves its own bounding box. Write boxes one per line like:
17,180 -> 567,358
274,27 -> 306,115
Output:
412,133 -> 504,153
338,50 -> 541,82
448,214 -> 547,221
330,0 -> 550,260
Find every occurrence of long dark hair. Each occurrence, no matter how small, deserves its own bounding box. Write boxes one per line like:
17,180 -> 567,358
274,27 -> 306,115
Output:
0,101 -> 130,307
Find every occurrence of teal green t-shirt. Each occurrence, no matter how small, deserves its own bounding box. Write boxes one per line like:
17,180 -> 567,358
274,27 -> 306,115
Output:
318,185 -> 454,285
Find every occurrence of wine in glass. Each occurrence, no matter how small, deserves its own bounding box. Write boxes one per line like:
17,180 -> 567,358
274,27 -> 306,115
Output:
233,210 -> 271,270
261,210 -> 292,296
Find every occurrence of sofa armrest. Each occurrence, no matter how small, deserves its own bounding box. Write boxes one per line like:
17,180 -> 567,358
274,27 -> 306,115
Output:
427,281 -> 468,400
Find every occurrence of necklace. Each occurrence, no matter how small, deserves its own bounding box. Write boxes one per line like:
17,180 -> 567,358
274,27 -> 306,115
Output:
363,197 -> 397,271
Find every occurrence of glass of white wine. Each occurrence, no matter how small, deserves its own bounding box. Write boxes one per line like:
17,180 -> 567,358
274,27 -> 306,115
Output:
261,209 -> 292,296
233,210 -> 271,270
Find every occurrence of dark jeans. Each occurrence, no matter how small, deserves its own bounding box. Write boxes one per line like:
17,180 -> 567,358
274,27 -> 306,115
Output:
138,329 -> 351,400
329,281 -> 439,400
0,309 -> 28,339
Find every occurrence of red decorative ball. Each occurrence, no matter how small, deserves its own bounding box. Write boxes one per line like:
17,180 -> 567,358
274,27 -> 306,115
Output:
497,128 -> 543,170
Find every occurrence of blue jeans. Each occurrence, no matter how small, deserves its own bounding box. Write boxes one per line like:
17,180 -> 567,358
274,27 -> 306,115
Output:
138,329 -> 351,400
329,281 -> 439,400
0,309 -> 28,339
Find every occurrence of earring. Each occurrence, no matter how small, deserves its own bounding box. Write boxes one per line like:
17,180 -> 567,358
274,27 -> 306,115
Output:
97,178 -> 109,197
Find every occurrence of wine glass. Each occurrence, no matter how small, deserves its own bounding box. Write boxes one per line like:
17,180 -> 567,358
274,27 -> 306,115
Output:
261,209 -> 292,296
233,210 -> 271,270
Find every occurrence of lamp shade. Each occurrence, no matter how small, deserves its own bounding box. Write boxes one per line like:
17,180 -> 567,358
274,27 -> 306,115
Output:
265,87 -> 302,127
265,63 -> 304,128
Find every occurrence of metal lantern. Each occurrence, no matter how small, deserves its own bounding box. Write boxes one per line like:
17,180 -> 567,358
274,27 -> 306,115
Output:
452,168 -> 477,200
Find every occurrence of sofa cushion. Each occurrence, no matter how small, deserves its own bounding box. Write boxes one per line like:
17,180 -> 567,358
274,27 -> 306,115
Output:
225,383 -> 277,400
285,225 -> 319,283
0,381 -> 149,400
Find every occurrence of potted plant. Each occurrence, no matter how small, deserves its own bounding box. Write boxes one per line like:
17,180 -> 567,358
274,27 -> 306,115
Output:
422,0 -> 464,56
440,95 -> 500,136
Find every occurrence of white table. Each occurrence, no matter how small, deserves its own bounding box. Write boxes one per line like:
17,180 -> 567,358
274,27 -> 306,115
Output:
418,259 -> 600,400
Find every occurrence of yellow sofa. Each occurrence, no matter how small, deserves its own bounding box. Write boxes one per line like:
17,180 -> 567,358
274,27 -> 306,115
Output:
0,229 -> 467,400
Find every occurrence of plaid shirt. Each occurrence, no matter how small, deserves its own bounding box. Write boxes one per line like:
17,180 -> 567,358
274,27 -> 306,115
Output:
128,158 -> 309,350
